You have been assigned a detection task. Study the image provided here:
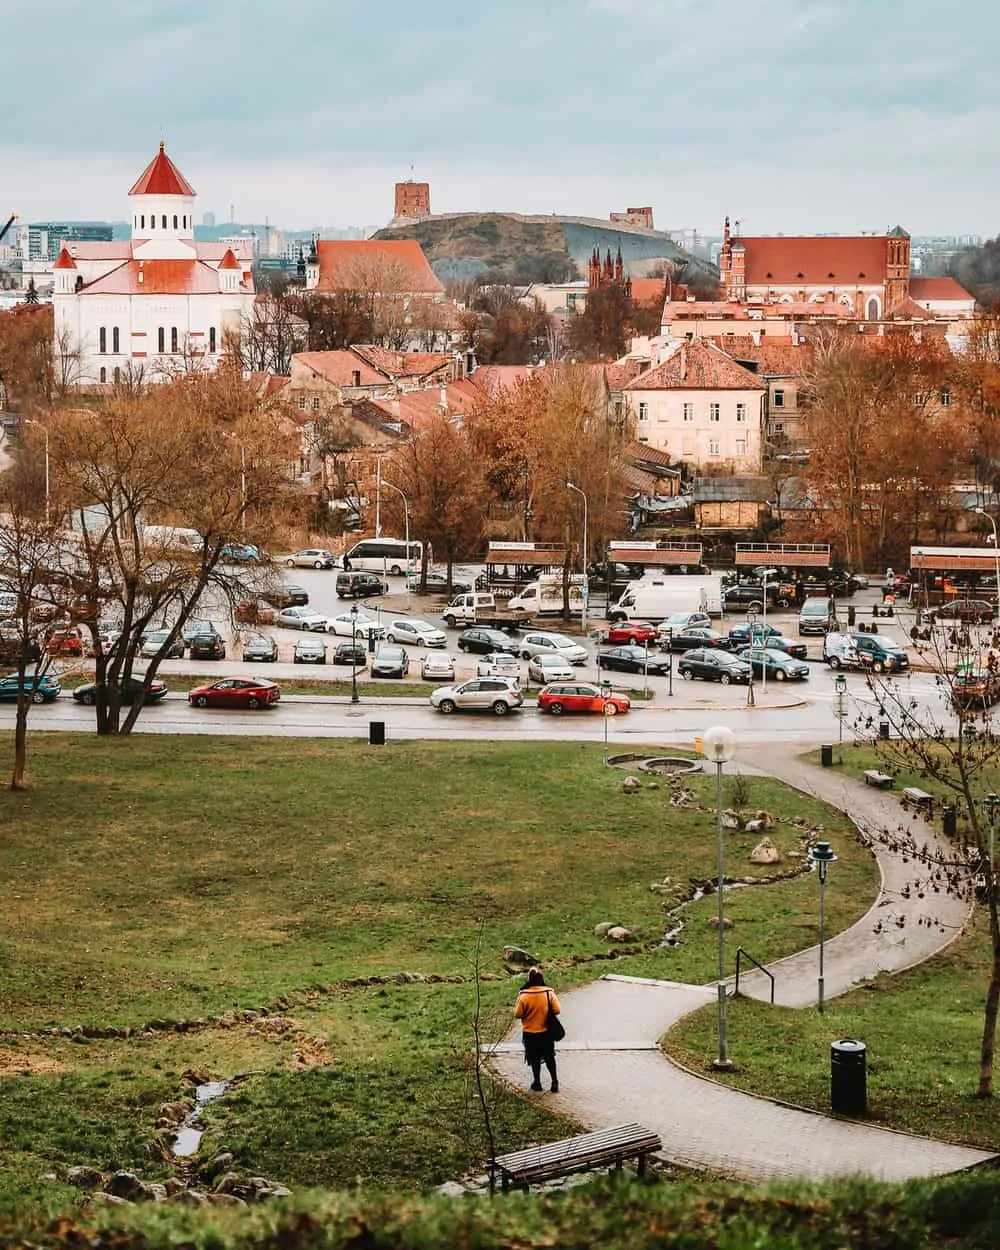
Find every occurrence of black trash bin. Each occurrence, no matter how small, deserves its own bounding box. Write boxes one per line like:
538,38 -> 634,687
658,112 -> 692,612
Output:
879,722 -> 890,741
821,744 -> 834,768
942,805 -> 957,837
369,721 -> 386,747
830,1038 -> 867,1115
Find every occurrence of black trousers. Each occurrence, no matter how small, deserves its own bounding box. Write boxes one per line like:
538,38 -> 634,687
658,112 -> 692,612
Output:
523,1030 -> 557,1085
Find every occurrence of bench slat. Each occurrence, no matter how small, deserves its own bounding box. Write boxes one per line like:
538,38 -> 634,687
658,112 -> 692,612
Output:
494,1122 -> 661,1181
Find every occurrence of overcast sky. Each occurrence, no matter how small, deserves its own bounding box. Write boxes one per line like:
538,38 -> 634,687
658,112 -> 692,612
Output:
3,0 -> 996,238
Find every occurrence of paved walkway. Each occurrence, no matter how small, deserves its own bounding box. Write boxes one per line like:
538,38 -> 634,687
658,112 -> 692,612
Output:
493,749 -> 995,1181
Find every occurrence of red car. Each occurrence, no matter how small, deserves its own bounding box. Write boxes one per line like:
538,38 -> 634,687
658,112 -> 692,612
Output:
48,627 -> 84,657
235,599 -> 279,625
605,619 -> 659,645
537,682 -> 631,716
187,677 -> 280,710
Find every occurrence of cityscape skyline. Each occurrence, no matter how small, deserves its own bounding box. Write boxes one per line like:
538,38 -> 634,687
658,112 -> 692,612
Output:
2,0 -> 998,236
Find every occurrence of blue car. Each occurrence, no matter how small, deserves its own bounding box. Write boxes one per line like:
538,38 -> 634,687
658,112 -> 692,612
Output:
0,673 -> 62,703
221,542 -> 263,564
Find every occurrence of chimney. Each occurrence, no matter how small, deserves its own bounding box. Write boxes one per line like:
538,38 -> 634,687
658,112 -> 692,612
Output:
439,383 -> 447,410
465,348 -> 475,375
391,396 -> 401,420
679,345 -> 687,382
351,369 -> 361,387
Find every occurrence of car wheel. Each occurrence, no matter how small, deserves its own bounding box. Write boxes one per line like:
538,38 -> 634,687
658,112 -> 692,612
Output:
31,691 -> 45,704
548,702 -> 564,715
248,696 -> 260,710
492,700 -> 510,716
445,615 -> 458,629
196,695 -> 210,708
720,674 -> 732,686
775,669 -> 787,682
873,661 -> 885,674
681,669 -> 694,680
438,699 -> 456,714
285,558 -> 295,567
81,691 -> 96,705
294,657 -> 301,664
748,600 -> 763,613
386,633 -> 398,643
604,702 -> 618,716
521,650 -> 532,660
828,656 -> 841,670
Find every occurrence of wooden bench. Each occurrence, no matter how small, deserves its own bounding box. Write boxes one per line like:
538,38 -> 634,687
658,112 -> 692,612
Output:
492,1122 -> 661,1193
864,769 -> 894,789
902,786 -> 934,813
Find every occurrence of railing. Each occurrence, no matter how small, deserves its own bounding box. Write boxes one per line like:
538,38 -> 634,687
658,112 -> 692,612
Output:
734,946 -> 774,1003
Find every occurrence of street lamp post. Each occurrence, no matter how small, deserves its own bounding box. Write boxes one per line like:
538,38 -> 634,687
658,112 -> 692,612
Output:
664,628 -> 673,697
983,793 -> 1000,907
601,677 -> 614,765
23,419 -> 50,523
703,725 -> 737,1070
566,481 -> 589,634
808,840 -> 838,1012
382,479 -> 410,592
350,604 -> 360,705
976,508 -> 1000,608
834,672 -> 847,763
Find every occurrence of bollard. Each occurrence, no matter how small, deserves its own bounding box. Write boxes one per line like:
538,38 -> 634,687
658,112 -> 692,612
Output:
830,1039 -> 867,1115
369,721 -> 386,746
942,805 -> 957,837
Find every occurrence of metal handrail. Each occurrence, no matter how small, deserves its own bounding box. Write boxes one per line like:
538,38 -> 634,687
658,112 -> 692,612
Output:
734,946 -> 775,1003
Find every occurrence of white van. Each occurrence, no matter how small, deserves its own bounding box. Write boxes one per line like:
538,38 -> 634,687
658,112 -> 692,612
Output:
141,525 -> 202,551
508,576 -> 585,617
610,575 -> 722,623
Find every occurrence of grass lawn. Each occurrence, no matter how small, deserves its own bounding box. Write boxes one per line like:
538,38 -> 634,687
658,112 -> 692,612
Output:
0,734 -> 874,1212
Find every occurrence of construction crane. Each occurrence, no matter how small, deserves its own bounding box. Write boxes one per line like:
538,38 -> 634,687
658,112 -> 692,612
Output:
0,212 -> 18,245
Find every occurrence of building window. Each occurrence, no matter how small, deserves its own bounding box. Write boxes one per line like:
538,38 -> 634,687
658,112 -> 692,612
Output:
736,402 -> 746,422
914,391 -> 927,407
683,402 -> 694,422
209,327 -> 216,353
113,367 -> 121,383
99,327 -> 106,354
173,215 -> 178,229
161,215 -> 167,229
773,421 -> 784,434
312,397 -> 321,411
941,388 -> 951,406
298,396 -> 307,410
773,389 -> 785,408
638,401 -> 649,422
171,327 -> 178,353
709,439 -> 720,455
709,403 -> 720,422
99,367 -> 107,383
736,438 -> 746,456
112,327 -> 119,353
157,327 -> 165,353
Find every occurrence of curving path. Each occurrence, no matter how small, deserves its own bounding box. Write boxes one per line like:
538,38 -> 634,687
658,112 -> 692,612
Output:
492,748 -> 996,1181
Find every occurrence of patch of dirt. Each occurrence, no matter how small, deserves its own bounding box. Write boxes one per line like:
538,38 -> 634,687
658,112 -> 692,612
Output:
0,1048 -> 71,1076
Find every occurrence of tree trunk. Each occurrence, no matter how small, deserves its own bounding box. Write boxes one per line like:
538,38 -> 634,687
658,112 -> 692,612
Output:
10,691 -> 28,790
978,893 -> 1000,1097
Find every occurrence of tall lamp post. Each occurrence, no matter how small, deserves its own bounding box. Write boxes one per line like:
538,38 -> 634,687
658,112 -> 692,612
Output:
834,672 -> 847,762
350,604 -> 360,704
983,793 -> 1000,906
703,725 -> 737,1070
566,481 -> 589,634
383,479 -> 410,591
808,840 -> 838,1013
975,508 -> 1000,605
23,419 -> 50,523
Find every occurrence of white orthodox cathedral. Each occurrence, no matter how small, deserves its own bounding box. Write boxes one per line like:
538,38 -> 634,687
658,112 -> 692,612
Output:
53,144 -> 256,386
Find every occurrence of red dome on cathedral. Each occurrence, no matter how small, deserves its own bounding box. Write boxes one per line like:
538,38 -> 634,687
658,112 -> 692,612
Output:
128,142 -> 196,198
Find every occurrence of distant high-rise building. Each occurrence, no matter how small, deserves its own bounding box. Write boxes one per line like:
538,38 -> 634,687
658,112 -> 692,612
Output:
30,222 -> 114,261
203,211 -> 216,228
394,180 -> 430,221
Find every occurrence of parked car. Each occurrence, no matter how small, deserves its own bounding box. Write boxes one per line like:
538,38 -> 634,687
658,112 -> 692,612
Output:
457,627 -> 520,656
285,548 -> 337,569
0,673 -> 61,703
429,676 -> 523,715
952,668 -> 1000,710
476,651 -> 521,679
221,542 -> 263,563
677,649 -> 753,685
261,584 -> 309,608
242,634 -> 278,663
519,631 -> 588,665
604,619 -> 660,646
538,682 -> 631,716
736,646 -> 810,681
187,677 -> 280,709
926,599 -> 996,625
759,634 -> 808,659
823,631 -> 909,674
336,571 -> 387,599
188,632 -> 226,661
528,652 -> 577,683
181,619 -> 219,644
371,645 -> 409,678
597,644 -> 672,675
73,676 -> 168,706
406,569 -> 472,596
293,636 -> 327,664
48,627 -> 84,657
385,617 -> 448,648
727,621 -> 783,648
420,652 -> 456,681
661,611 -> 712,633
667,627 -> 730,653
332,640 -> 368,666
140,628 -> 185,659
277,607 -> 330,631
0,628 -> 41,665
236,599 -> 278,625
798,597 -> 838,636
327,612 -> 385,640
721,583 -> 777,612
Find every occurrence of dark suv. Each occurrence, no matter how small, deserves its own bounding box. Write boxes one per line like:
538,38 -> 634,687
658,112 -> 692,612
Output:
336,571 -> 387,599
262,584 -> 309,608
927,599 -> 995,625
722,581 -> 779,611
188,632 -> 226,660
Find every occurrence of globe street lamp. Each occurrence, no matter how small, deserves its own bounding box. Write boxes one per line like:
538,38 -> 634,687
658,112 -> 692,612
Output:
566,481 -> 589,633
834,672 -> 848,762
808,840 -> 838,1012
703,725 -> 737,1070
350,604 -> 360,705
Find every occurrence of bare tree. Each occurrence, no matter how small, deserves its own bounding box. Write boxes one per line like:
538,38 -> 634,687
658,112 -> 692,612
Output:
239,295 -> 307,375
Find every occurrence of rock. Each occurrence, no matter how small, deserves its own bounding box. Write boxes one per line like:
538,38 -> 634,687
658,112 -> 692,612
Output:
593,922 -> 613,938
607,926 -> 633,942
502,946 -> 538,965
437,1180 -> 468,1197
202,1152 -> 234,1180
749,837 -> 781,865
268,1186 -> 292,1199
622,776 -> 642,793
721,810 -> 741,829
66,1165 -> 104,1189
213,1171 -> 240,1195
165,1176 -> 187,1196
208,1192 -> 247,1207
90,1191 -> 130,1206
106,1171 -> 145,1200
754,810 -> 775,829
158,1101 -> 191,1125
708,916 -> 734,930
745,819 -> 764,834
147,1183 -> 168,1203
169,1188 -> 208,1205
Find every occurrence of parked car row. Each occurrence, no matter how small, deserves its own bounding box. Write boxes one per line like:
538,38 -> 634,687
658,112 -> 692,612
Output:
427,677 -> 631,717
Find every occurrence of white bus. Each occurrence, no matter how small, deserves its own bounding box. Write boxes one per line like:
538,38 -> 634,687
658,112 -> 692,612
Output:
343,537 -> 424,576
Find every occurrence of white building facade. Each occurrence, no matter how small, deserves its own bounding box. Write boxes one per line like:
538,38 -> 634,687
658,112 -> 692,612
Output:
53,144 -> 256,387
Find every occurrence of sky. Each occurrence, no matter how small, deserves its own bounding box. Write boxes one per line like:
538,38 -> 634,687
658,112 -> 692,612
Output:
2,0 -> 997,238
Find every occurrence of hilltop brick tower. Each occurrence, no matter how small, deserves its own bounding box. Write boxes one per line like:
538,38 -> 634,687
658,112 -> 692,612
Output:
394,181 -> 431,220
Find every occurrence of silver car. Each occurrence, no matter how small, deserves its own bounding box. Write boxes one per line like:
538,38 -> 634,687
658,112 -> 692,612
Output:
327,612 -> 385,640
242,634 -> 278,663
476,651 -> 521,679
528,653 -> 576,683
385,617 -> 448,648
277,606 -> 330,631
284,548 -> 337,569
519,630 -> 588,665
420,652 -> 456,681
293,636 -> 328,664
429,677 -> 523,716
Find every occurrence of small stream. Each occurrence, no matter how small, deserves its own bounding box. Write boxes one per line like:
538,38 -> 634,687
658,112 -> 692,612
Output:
172,1080 -> 230,1157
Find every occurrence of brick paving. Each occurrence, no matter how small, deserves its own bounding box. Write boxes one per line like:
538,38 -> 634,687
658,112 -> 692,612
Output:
492,750 -> 996,1181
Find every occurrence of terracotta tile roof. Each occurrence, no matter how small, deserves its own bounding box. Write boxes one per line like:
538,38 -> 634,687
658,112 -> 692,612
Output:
707,338 -> 813,376
605,357 -> 650,390
626,440 -> 674,468
292,351 -> 387,387
80,259 -> 229,296
53,246 -> 77,270
367,380 -> 481,430
909,276 -> 974,302
314,240 -> 443,294
888,296 -> 936,321
624,339 -> 765,391
736,236 -> 889,285
128,142 -> 196,198
346,398 -> 412,439
349,346 -> 452,379
630,277 -> 668,305
218,248 -> 240,271
469,365 -> 544,396
63,241 -> 131,261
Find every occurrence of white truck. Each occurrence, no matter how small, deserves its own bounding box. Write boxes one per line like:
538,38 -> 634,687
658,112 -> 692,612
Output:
441,592 -> 532,631
609,575 -> 723,623
141,524 -> 202,552
507,574 -> 586,617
